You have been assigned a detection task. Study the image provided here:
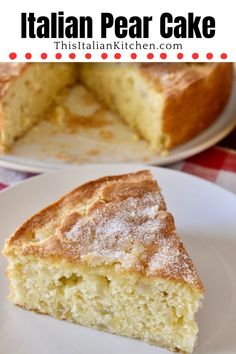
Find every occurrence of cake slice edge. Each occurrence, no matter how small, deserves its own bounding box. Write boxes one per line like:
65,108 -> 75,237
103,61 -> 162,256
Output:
2,170 -> 204,353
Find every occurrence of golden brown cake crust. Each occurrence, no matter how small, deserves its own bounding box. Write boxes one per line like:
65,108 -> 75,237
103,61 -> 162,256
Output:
3,170 -> 204,292
141,63 -> 234,148
0,63 -> 27,97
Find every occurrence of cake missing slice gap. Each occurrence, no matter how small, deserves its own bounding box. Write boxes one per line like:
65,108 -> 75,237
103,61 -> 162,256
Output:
2,170 -> 204,353
0,62 -> 233,152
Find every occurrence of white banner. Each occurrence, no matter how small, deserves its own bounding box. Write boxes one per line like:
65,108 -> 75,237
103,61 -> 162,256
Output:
0,0 -> 234,62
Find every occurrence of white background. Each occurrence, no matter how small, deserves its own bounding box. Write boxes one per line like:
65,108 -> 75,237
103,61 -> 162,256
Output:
0,0 -> 234,62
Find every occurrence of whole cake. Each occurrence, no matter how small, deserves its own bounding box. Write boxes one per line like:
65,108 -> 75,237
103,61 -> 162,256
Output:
3,170 -> 204,353
0,62 -> 233,152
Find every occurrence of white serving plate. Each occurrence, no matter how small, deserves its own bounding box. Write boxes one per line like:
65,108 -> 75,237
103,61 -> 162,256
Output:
0,164 -> 236,354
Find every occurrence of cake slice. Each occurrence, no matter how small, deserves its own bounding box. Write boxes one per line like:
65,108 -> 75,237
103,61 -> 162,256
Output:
79,62 -> 233,151
3,170 -> 204,353
0,63 -> 78,151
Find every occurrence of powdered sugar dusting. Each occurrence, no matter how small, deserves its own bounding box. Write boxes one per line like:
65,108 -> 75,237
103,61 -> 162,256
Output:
148,235 -> 199,284
63,190 -> 200,287
65,192 -> 169,261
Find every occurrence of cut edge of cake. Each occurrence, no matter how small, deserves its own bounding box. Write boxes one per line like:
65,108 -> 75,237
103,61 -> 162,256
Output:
79,62 -> 233,151
0,63 -> 78,152
0,62 -> 234,153
2,170 -> 204,353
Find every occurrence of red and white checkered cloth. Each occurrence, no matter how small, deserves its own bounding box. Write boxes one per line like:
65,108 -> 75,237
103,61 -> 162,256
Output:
0,146 -> 236,194
172,147 -> 236,193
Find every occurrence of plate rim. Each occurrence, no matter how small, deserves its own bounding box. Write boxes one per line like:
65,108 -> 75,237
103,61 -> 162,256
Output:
0,163 -> 236,201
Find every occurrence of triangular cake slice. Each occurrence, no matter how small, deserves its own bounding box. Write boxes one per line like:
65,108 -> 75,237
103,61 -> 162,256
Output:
3,170 -> 204,353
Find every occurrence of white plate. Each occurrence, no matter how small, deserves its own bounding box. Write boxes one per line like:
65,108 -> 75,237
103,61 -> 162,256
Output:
0,77 -> 236,173
0,164 -> 236,354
